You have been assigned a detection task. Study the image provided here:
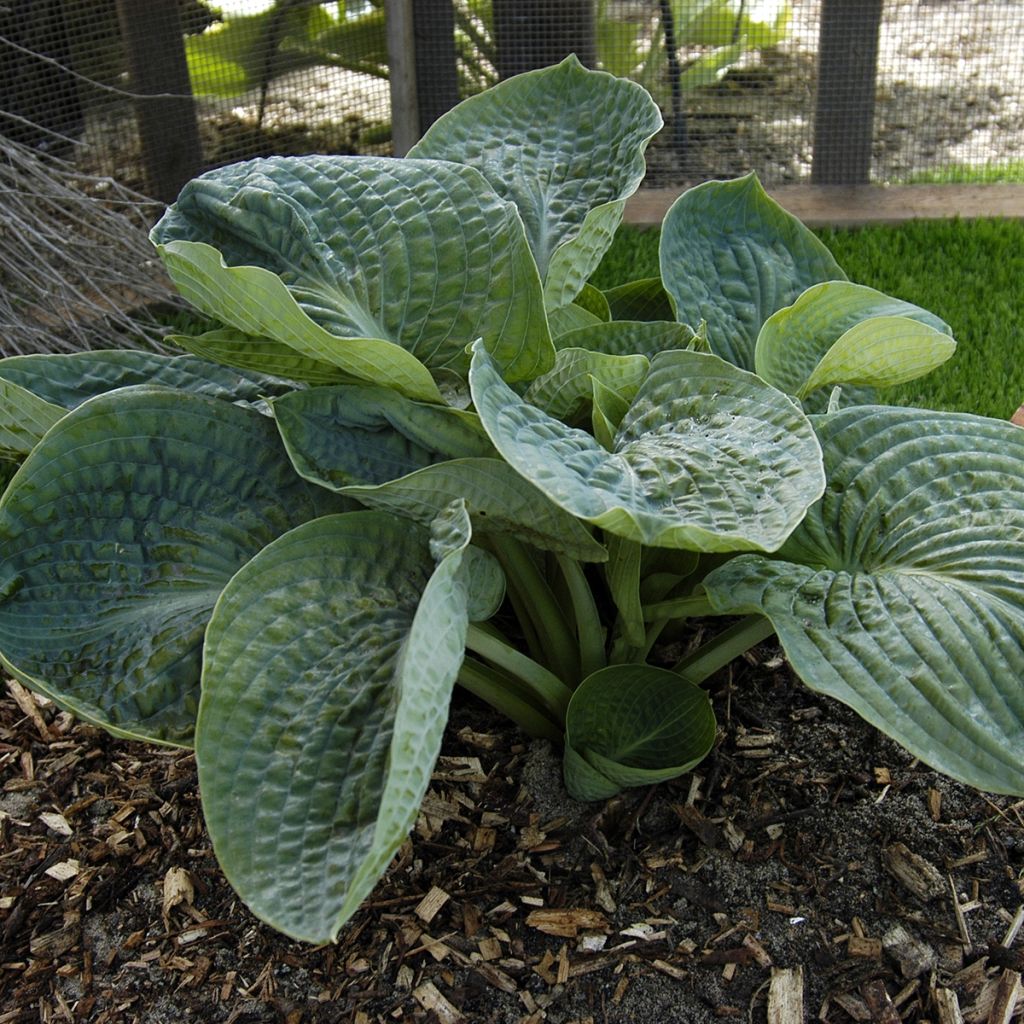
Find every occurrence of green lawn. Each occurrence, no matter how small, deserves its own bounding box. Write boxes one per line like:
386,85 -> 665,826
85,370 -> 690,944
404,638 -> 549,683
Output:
591,218 -> 1024,420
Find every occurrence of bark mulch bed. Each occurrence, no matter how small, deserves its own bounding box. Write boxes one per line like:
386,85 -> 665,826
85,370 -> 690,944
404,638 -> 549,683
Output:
2,645 -> 1022,1023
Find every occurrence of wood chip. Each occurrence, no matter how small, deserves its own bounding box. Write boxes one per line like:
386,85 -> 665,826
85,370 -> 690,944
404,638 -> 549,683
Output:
949,875 -> 974,949
43,858 -> 80,882
414,885 -> 450,924
881,842 -> 945,901
882,923 -> 937,979
848,935 -> 883,959
6,680 -> 55,741
162,866 -> 195,920
986,969 -> 1022,1024
412,981 -> 462,1024
935,989 -> 966,1024
525,908 -> 608,938
767,965 -> 804,1024
39,811 -> 73,836
862,979 -> 901,1024
652,959 -> 688,981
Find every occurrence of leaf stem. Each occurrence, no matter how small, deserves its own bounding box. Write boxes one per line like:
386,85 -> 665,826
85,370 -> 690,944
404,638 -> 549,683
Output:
465,623 -> 572,722
483,536 -> 581,684
642,593 -> 716,621
672,614 -> 776,684
554,555 -> 607,680
456,659 -> 563,744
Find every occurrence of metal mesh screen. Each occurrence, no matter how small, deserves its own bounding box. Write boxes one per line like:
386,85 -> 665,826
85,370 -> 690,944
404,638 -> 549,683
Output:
1,1 -> 1022,192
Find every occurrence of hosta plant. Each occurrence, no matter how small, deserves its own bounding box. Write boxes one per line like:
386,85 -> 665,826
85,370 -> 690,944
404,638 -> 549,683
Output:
1,56 -> 1022,945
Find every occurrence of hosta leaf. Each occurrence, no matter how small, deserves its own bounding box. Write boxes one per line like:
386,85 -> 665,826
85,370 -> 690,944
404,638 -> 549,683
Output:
470,342 -> 824,552
590,378 -> 631,451
574,284 -> 612,323
563,664 -> 716,800
197,508 -> 477,942
0,378 -> 64,459
0,349 -> 298,415
152,155 -> 553,390
524,349 -> 650,422
0,388 -> 344,745
603,278 -> 676,323
800,317 -> 956,399
272,385 -> 492,489
549,303 -> 603,339
604,534 -> 645,647
660,174 -> 846,370
554,320 -> 698,357
754,281 -> 954,398
409,55 -> 662,305
343,458 -> 607,562
703,406 -> 1024,795
172,328 -> 354,385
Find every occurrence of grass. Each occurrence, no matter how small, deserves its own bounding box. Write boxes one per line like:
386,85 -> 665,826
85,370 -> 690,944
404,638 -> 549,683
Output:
591,218 -> 1024,420
899,161 -> 1024,185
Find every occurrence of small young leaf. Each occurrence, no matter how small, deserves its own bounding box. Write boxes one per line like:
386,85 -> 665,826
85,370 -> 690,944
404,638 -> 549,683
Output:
660,174 -> 846,370
524,348 -> 650,422
799,316 -> 956,398
703,405 -> 1024,796
554,320 -> 698,357
563,664 -> 716,800
603,278 -> 676,323
754,281 -> 954,397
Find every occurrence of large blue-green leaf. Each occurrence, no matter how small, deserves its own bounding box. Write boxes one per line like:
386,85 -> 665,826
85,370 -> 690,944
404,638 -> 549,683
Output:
470,341 -> 824,552
171,328 -> 356,385
409,55 -> 663,309
0,387 -> 344,745
0,349 -> 299,414
0,378 -> 64,459
553,320 -> 698,356
272,385 -> 492,489
151,155 -> 553,393
703,406 -> 1024,795
271,387 -> 604,559
343,458 -> 607,562
197,507 -> 479,943
563,664 -> 717,800
660,174 -> 846,370
754,282 -> 955,399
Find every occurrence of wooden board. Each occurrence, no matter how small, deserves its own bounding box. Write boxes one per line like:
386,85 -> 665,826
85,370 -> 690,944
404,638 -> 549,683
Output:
625,184 -> 1024,228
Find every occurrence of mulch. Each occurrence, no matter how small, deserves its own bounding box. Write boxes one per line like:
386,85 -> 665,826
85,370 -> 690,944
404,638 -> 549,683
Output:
1,644 -> 1022,1024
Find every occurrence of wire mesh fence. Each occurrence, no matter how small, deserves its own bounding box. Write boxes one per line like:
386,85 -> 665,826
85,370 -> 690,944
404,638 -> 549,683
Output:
3,1 -> 1022,355
2,1 -> 1022,194
2,1 -> 1023,194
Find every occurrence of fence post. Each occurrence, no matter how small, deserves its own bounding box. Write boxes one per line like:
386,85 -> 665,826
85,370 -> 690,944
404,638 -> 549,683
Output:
386,0 -> 419,156
413,0 -> 460,131
492,0 -> 596,79
811,0 -> 883,184
115,0 -> 202,202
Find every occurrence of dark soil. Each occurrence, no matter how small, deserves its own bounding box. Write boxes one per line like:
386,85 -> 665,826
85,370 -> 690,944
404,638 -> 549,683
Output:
2,645 -> 1023,1023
